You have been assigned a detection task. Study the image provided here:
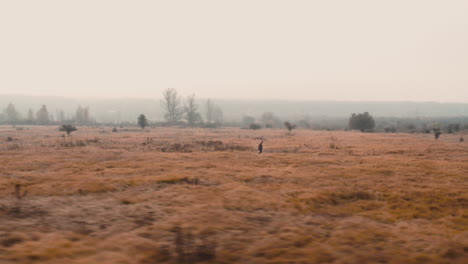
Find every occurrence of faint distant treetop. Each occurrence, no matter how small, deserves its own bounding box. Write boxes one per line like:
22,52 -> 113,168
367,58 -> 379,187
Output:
242,116 -> 255,127
261,112 -> 280,128
36,105 -> 50,125
59,124 -> 77,136
4,103 -> 20,124
76,105 -> 91,125
184,94 -> 202,127
27,108 -> 34,122
205,99 -> 223,125
249,123 -> 261,130
205,99 -> 215,124
348,112 -> 375,132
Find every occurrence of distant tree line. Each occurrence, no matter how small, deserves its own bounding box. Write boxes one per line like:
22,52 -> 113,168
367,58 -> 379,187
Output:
2,94 -> 468,136
0,103 -> 94,126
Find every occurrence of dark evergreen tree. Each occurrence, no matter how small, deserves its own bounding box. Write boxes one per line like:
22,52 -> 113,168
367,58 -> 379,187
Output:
137,114 -> 148,129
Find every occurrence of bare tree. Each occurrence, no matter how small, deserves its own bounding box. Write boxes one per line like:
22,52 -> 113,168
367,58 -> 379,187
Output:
184,94 -> 202,126
161,88 -> 184,124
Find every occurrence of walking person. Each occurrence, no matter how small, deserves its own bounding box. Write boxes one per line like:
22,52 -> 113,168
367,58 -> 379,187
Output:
258,140 -> 263,154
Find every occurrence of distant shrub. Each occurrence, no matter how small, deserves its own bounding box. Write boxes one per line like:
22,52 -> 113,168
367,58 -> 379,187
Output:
329,143 -> 338,149
446,123 -> 460,134
433,128 -> 441,140
59,125 -> 78,136
7,144 -> 21,151
384,127 -> 396,133
349,112 -> 375,132
112,127 -> 118,133
249,123 -> 261,130
86,138 -> 99,144
202,123 -> 219,128
14,184 -> 27,200
172,226 -> 217,263
157,177 -> 200,185
10,184 -> 27,215
75,140 -> 87,147
160,143 -> 192,153
284,121 -> 296,135
329,136 -> 340,149
158,141 -> 249,153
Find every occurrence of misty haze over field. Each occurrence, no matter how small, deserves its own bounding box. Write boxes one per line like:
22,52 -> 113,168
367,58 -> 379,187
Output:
2,95 -> 468,124
1,1 -> 468,102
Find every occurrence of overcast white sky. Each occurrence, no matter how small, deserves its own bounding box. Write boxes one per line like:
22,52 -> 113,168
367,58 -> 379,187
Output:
0,1 -> 467,101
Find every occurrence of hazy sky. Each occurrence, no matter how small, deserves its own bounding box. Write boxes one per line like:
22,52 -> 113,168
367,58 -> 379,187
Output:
0,1 -> 467,101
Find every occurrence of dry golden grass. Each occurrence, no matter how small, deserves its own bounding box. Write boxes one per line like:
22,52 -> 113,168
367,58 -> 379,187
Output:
0,126 -> 467,264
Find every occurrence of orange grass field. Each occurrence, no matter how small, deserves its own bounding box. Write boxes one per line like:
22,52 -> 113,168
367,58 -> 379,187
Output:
0,126 -> 467,264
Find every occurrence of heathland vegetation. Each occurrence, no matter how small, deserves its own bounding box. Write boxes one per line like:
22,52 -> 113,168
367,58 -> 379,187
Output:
0,126 -> 466,263
0,91 -> 467,263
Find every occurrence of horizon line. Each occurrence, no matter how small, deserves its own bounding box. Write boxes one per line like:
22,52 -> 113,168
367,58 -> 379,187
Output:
1,93 -> 468,104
